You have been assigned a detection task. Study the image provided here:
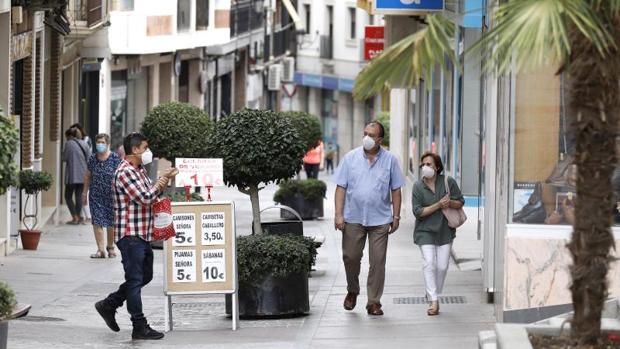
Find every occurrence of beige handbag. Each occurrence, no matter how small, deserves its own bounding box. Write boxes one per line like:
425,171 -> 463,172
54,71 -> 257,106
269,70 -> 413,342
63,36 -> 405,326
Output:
442,176 -> 467,228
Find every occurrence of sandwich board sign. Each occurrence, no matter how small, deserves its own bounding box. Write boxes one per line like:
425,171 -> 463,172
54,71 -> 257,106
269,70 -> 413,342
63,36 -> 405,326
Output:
163,201 -> 238,331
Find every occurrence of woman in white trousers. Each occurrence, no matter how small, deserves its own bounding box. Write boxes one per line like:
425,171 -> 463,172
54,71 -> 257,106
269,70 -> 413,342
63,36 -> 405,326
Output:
411,152 -> 464,315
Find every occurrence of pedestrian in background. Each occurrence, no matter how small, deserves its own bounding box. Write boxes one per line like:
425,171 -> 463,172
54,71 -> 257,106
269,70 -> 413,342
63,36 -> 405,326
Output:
71,123 -> 93,221
325,142 -> 336,174
63,127 -> 91,225
333,121 -> 404,316
82,133 -> 122,259
303,140 -> 323,179
411,152 -> 464,316
95,132 -> 178,340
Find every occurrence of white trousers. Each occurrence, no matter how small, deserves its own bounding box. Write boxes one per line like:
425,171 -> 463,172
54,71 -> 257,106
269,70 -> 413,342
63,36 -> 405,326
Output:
419,243 -> 452,301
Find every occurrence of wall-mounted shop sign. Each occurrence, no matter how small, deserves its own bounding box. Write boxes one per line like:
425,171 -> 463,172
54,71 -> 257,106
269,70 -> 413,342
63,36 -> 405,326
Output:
294,73 -> 355,93
374,0 -> 444,15
11,31 -> 32,61
364,26 -> 384,61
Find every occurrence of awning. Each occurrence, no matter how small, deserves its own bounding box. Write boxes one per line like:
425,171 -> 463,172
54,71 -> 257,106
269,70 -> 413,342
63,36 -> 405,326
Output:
281,0 -> 304,32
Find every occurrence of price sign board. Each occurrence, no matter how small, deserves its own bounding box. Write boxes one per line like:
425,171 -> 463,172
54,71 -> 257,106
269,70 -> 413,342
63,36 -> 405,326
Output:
364,26 -> 384,60
174,158 -> 225,188
164,202 -> 236,294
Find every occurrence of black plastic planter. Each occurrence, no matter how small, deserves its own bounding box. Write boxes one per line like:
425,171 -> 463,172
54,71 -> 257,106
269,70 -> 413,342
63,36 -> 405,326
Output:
279,194 -> 324,220
226,272 -> 309,318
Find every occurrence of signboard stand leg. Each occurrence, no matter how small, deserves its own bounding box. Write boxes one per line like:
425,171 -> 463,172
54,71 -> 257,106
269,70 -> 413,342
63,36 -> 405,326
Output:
232,291 -> 239,330
165,295 -> 173,332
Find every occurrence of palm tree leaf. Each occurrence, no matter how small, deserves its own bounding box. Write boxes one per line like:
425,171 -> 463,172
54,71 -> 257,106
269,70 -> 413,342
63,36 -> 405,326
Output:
472,0 -> 613,75
353,14 -> 456,100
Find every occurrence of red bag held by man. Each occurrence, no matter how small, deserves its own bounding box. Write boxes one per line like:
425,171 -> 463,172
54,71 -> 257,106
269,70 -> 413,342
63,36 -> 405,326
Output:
153,197 -> 176,241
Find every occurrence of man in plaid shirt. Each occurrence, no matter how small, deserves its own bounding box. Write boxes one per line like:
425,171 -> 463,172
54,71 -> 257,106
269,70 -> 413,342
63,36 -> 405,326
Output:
95,132 -> 178,340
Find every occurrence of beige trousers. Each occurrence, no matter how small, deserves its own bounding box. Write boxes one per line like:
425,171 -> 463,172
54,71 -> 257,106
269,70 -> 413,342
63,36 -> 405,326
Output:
342,223 -> 390,305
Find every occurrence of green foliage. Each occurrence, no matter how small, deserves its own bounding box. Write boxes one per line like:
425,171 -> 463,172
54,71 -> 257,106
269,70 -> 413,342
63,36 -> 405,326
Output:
211,109 -> 306,190
353,14 -> 456,100
273,179 -> 327,203
163,191 -> 205,202
141,102 -> 214,162
236,234 -> 317,285
0,107 -> 20,196
376,112 -> 390,148
18,170 -> 53,195
0,282 -> 16,320
279,111 -> 322,151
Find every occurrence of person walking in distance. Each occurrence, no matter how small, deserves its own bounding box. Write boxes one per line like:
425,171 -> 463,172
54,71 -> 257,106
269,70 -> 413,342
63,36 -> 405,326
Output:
82,133 -> 122,259
411,152 -> 464,316
325,142 -> 336,174
95,132 -> 178,340
333,121 -> 404,316
63,127 -> 91,225
303,141 -> 323,179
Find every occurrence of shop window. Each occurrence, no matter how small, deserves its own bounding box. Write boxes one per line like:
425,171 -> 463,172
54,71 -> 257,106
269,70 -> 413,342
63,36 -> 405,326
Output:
303,4 -> 311,34
348,7 -> 356,40
510,70 -> 596,226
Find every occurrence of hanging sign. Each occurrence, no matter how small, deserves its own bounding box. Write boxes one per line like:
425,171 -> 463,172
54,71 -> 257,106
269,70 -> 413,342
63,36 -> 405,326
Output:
175,158 -> 224,188
364,26 -> 385,60
374,0 -> 444,15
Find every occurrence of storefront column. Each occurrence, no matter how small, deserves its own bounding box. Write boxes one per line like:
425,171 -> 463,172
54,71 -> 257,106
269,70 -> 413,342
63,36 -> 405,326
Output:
337,92 -> 353,155
149,64 -> 160,110
352,98 -> 365,144
308,88 -> 321,118
188,59 -> 203,108
389,88 -> 408,177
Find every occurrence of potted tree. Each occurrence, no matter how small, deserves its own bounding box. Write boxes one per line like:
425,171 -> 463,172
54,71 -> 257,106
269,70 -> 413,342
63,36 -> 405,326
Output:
273,179 -> 327,220
233,234 -> 317,317
211,108 -> 311,317
278,111 -> 325,219
0,282 -> 16,349
18,169 -> 53,250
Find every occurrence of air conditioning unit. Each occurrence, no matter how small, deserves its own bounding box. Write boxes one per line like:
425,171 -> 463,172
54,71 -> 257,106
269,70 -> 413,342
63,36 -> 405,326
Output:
282,57 -> 295,82
268,64 -> 282,91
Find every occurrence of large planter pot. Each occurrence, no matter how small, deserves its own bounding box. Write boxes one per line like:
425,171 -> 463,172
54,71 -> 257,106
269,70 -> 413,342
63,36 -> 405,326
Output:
280,194 -> 323,220
19,229 -> 41,250
0,321 -> 7,349
480,299 -> 620,349
226,271 -> 310,318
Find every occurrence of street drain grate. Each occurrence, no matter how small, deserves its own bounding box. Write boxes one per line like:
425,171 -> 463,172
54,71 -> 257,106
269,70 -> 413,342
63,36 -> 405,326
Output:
393,296 -> 466,305
16,316 -> 66,322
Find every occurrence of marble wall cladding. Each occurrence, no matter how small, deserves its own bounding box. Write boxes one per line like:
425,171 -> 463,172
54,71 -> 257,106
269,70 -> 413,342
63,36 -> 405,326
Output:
504,235 -> 620,311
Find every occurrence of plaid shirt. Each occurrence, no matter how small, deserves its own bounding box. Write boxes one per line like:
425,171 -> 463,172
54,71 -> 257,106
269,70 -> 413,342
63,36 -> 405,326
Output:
113,160 -> 161,242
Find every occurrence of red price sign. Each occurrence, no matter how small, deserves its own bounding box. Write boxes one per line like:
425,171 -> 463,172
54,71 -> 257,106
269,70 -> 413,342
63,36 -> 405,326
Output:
174,158 -> 224,188
364,26 -> 385,61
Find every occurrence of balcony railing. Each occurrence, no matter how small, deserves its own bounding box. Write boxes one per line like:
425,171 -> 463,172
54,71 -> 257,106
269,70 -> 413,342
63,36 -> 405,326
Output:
230,0 -> 264,37
68,0 -> 104,27
320,35 -> 333,60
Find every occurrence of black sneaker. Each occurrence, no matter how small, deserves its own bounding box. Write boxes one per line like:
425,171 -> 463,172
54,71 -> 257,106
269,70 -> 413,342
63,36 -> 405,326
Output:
95,300 -> 120,332
132,323 -> 165,340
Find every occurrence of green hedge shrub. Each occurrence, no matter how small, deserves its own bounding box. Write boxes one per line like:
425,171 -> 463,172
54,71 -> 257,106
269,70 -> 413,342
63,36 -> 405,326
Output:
0,282 -> 16,320
0,107 -> 19,196
18,170 -> 53,195
279,111 -> 322,151
273,179 -> 327,203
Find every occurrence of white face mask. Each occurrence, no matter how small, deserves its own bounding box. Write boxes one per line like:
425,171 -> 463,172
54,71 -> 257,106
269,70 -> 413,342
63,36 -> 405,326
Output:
362,135 -> 376,151
140,149 -> 153,165
421,165 -> 435,179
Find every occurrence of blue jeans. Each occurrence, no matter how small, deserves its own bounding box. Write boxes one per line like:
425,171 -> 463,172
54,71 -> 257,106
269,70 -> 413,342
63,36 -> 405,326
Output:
105,236 -> 153,324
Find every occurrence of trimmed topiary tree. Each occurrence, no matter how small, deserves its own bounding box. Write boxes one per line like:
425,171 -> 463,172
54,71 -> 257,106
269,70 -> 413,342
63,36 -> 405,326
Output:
279,111 -> 322,151
141,101 -> 214,162
211,109 -> 306,234
376,111 -> 390,148
0,107 -> 19,197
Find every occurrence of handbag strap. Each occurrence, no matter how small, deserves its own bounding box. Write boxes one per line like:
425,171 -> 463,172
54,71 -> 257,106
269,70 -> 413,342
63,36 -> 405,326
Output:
444,175 -> 450,197
72,139 -> 89,163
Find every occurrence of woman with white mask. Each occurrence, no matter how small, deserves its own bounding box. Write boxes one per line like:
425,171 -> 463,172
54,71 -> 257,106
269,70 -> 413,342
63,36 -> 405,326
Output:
411,151 -> 464,316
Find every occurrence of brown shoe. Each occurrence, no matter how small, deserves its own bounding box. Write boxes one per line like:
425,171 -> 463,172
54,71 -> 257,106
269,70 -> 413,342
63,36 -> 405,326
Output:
366,303 -> 384,316
427,300 -> 439,316
343,292 -> 358,311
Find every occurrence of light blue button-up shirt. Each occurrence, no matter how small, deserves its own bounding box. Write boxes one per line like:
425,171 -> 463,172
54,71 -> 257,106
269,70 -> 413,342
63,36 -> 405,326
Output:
333,146 -> 405,227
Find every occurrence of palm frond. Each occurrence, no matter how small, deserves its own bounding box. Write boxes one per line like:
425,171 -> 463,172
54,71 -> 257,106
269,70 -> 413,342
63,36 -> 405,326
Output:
353,14 -> 456,100
472,0 -> 613,75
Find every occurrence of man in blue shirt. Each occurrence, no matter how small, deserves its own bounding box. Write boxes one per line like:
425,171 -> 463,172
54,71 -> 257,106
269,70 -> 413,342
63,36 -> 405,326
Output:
333,121 -> 405,316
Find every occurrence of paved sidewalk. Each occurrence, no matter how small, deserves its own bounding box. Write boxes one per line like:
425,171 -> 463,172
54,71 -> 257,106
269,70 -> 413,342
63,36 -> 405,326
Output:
0,172 -> 494,348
